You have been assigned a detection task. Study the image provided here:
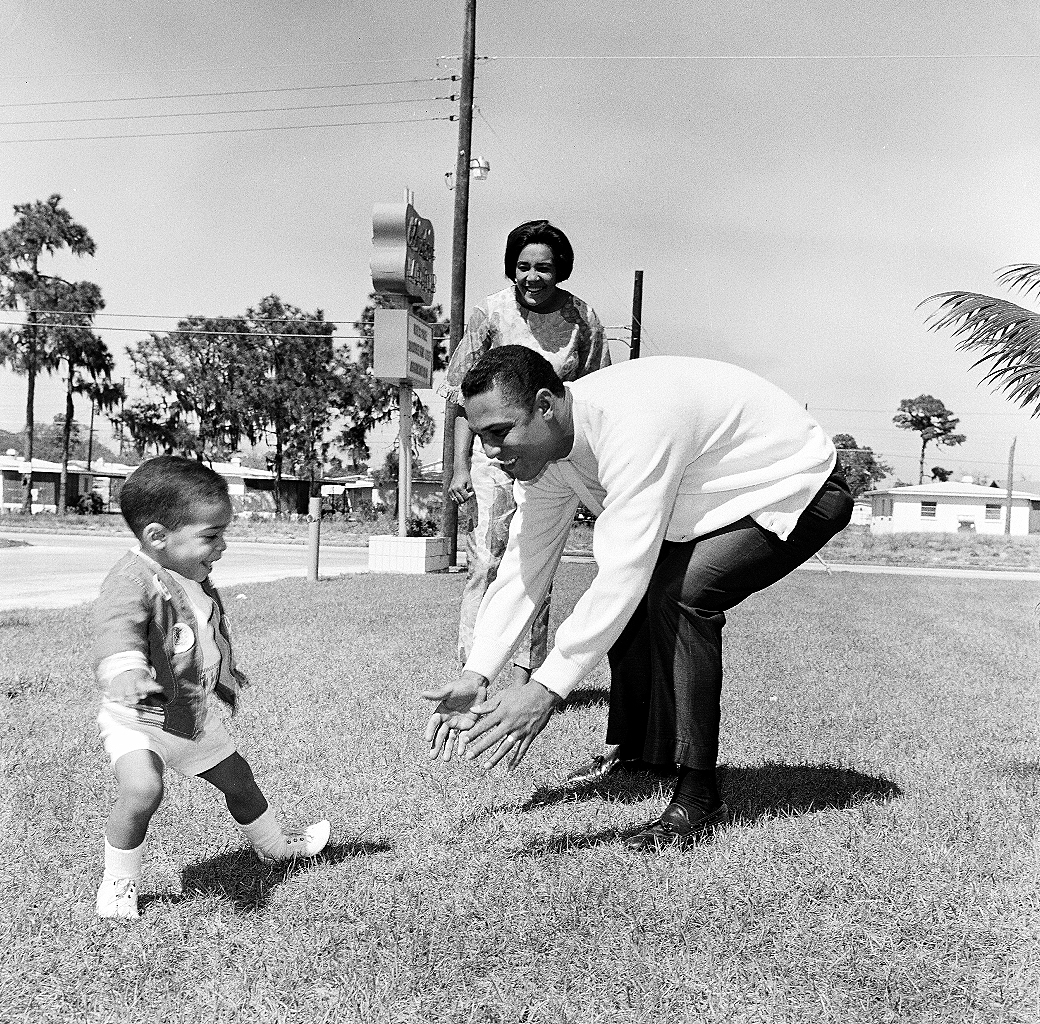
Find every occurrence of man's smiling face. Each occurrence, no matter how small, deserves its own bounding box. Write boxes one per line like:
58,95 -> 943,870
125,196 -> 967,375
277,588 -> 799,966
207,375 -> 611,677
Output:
463,383 -> 560,482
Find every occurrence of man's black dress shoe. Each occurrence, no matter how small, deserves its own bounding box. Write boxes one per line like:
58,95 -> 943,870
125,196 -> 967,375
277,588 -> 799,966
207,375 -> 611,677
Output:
624,801 -> 730,851
566,747 -> 676,784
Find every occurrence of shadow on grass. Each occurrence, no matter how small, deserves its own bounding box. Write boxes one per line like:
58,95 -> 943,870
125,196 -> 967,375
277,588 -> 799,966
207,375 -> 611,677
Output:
560,685 -> 610,709
513,762 -> 902,854
139,839 -> 391,914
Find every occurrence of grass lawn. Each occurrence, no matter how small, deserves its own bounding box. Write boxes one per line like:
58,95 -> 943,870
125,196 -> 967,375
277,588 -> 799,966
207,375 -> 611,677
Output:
1,566 -> 1037,1022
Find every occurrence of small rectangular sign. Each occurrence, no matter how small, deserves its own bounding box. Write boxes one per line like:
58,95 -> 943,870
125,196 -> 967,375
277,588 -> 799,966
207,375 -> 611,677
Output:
373,308 -> 434,387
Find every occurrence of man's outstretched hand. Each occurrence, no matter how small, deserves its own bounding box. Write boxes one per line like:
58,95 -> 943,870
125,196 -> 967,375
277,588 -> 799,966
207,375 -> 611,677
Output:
421,671 -> 487,761
462,680 -> 562,771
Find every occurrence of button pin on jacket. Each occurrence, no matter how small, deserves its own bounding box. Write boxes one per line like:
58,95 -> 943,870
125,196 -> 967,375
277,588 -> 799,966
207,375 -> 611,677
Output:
171,623 -> 195,654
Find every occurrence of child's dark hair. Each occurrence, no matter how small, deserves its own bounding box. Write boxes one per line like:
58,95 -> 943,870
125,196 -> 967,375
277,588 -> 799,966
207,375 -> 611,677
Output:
119,455 -> 230,537
461,345 -> 566,411
503,220 -> 575,282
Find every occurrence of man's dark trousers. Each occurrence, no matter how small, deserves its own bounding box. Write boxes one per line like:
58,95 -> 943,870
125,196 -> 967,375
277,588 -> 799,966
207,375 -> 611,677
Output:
606,468 -> 854,769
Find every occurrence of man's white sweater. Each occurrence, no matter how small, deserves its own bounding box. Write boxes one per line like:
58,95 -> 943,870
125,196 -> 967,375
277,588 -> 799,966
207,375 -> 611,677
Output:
464,356 -> 837,699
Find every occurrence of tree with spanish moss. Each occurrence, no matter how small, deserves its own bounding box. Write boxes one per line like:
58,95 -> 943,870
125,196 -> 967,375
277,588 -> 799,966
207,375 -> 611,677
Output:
126,315 -> 258,460
832,433 -> 892,497
48,280 -> 117,513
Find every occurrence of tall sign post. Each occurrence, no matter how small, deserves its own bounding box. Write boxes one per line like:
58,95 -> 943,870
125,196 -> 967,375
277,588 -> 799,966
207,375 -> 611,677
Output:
368,194 -> 449,572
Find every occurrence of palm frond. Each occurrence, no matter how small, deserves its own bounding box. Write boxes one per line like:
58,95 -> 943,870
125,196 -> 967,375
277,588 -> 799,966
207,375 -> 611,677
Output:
995,264 -> 1040,301
922,290 -> 1040,416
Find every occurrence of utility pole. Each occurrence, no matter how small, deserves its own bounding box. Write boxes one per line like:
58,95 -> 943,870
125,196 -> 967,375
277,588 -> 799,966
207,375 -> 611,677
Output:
440,0 -> 477,566
1005,436 -> 1016,536
630,270 -> 643,359
118,376 -> 127,459
86,396 -> 95,470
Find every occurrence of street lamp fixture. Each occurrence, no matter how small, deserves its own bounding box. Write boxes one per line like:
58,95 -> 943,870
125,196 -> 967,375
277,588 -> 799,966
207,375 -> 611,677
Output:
444,156 -> 491,190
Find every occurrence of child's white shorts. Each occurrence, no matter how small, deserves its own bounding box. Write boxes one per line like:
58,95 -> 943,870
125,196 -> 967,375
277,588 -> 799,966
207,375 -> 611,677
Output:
97,699 -> 236,777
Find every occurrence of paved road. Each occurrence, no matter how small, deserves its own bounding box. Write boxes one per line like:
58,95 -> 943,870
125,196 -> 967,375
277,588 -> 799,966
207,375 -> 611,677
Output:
0,531 -> 369,611
4,532 -> 1038,612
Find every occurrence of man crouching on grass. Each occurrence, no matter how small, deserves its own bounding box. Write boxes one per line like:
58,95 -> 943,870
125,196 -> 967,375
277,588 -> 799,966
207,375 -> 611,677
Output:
94,455 -> 329,919
423,346 -> 852,850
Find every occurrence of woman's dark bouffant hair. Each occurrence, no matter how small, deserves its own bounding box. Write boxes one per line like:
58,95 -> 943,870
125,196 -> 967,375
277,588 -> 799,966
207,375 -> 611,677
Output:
503,220 -> 574,283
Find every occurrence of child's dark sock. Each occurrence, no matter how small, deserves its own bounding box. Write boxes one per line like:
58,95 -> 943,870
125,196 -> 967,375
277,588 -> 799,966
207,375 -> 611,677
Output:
672,767 -> 721,814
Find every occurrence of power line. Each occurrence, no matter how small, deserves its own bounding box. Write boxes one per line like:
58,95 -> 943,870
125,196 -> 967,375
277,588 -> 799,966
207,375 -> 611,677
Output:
4,310 -> 340,323
0,308 -> 449,332
0,58 -> 457,82
0,95 -> 454,128
812,404 -> 1033,418
0,318 -> 368,340
0,77 -> 456,110
0,113 -> 454,144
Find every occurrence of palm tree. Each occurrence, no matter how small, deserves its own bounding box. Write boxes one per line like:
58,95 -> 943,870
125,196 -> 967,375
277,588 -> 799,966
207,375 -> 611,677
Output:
923,265 -> 1040,414
0,194 -> 96,512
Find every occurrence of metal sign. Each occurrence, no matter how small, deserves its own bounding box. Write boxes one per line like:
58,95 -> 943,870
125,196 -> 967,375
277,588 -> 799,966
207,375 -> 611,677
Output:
372,309 -> 434,387
370,202 -> 436,304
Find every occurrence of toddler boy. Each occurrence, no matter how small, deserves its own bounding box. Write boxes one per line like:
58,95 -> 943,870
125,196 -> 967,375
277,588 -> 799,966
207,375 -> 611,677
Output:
94,455 -> 329,919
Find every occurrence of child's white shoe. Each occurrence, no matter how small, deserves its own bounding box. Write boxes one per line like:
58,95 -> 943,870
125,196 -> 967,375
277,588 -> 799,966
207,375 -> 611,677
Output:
259,819 -> 331,863
96,876 -> 139,919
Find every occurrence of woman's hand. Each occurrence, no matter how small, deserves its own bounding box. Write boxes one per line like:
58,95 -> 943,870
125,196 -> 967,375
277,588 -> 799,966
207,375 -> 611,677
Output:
421,671 -> 488,761
448,466 -> 474,505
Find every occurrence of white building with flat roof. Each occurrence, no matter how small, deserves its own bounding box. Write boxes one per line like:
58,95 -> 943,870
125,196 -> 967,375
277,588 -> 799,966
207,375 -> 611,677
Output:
867,478 -> 1040,535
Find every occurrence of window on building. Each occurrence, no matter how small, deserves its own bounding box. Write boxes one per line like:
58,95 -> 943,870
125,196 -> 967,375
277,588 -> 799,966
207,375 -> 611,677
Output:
985,504 -> 1002,521
921,502 -> 937,518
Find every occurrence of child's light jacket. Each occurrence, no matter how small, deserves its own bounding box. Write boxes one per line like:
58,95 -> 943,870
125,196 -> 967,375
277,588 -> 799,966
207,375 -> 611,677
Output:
94,552 -> 249,739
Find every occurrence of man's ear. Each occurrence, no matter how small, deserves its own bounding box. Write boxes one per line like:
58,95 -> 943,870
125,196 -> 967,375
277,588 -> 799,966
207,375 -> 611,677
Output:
534,388 -> 556,420
141,522 -> 167,549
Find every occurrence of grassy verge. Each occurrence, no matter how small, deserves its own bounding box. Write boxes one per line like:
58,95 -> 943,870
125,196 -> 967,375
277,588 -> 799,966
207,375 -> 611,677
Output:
3,514 -> 1040,571
1,566 -> 1037,1022
820,525 -> 1040,571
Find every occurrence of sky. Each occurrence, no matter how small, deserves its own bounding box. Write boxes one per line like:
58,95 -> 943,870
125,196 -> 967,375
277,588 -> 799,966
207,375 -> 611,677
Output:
3,1 -> 1040,485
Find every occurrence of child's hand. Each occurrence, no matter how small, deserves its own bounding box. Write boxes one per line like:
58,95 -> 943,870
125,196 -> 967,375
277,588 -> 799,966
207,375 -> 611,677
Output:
107,669 -> 163,707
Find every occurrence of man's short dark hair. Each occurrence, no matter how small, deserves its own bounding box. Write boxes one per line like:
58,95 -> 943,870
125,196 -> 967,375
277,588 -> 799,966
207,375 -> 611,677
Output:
503,220 -> 575,282
461,345 -> 566,410
119,455 -> 230,537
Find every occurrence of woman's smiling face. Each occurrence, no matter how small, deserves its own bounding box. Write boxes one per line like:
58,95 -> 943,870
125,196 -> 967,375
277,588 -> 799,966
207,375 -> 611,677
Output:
513,243 -> 559,311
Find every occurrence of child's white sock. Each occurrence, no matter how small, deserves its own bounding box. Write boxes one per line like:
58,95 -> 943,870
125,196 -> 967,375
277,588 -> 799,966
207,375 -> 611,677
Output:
103,837 -> 145,881
238,808 -> 331,863
237,807 -> 286,859
97,837 -> 144,919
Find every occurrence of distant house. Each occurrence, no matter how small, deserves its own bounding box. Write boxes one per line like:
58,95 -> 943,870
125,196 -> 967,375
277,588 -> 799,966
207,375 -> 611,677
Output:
867,477 -> 1040,536
321,469 -> 444,518
0,452 -> 311,516
0,452 -> 130,514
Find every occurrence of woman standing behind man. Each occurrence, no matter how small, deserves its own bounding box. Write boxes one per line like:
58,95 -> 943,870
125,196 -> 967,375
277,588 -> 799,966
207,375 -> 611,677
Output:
443,220 -> 611,686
